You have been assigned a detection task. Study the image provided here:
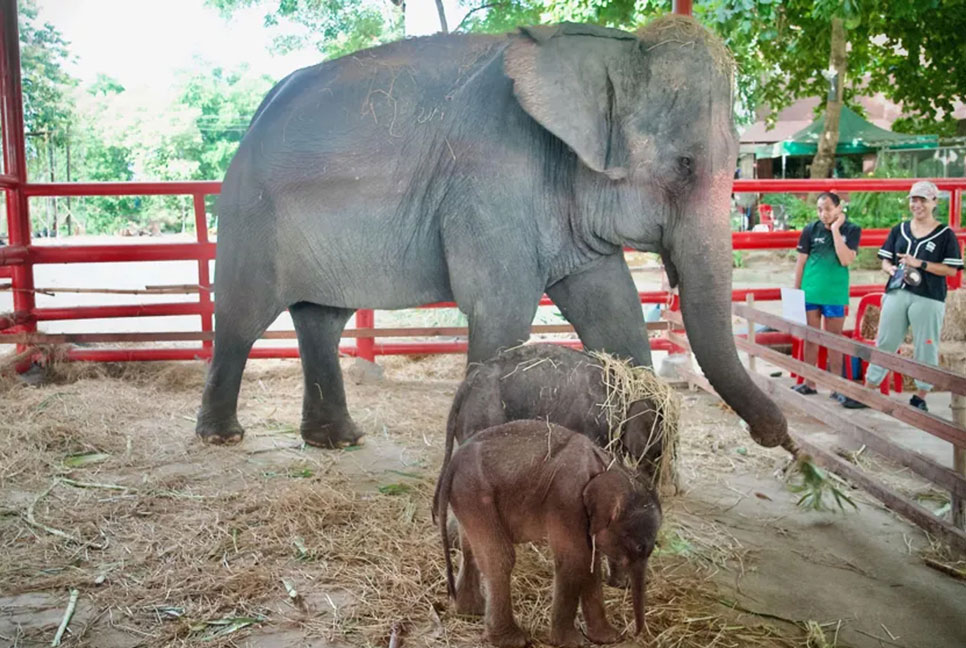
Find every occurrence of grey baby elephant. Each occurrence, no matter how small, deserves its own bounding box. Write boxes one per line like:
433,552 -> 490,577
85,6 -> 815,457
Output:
443,343 -> 675,485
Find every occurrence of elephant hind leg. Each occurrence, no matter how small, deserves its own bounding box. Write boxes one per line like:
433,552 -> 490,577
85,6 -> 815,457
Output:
290,302 -> 363,448
456,504 -> 526,647
197,292 -> 283,444
454,526 -> 486,616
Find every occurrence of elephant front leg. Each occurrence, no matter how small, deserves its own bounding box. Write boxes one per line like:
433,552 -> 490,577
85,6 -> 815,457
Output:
547,253 -> 653,367
290,302 -> 364,448
547,521 -> 600,648
579,560 -> 621,644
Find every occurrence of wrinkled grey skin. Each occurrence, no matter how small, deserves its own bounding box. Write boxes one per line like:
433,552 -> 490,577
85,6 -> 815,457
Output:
196,16 -> 788,451
435,420 -> 661,647
443,343 -> 666,480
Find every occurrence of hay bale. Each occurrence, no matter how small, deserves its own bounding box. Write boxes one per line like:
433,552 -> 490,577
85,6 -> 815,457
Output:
896,342 -> 966,390
942,289 -> 966,342
859,304 -> 880,341
589,351 -> 681,497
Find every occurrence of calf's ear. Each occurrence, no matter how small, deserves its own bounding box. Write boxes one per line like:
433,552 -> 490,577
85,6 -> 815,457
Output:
504,23 -> 634,180
583,471 -> 626,536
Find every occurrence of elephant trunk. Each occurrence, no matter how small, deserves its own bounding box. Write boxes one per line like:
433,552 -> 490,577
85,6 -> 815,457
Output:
631,562 -> 646,635
670,174 -> 791,450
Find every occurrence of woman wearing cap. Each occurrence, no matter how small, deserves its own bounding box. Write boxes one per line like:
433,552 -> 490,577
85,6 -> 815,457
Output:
791,191 -> 861,399
845,181 -> 964,411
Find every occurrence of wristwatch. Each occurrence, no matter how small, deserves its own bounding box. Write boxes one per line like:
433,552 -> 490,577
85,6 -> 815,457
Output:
920,259 -> 927,270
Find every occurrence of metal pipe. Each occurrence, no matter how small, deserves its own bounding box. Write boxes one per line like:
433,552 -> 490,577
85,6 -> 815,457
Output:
671,0 -> 693,15
0,0 -> 35,350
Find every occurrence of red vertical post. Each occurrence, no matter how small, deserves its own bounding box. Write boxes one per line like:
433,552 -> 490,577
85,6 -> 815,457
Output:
950,188 -> 962,290
0,0 -> 36,350
672,0 -> 693,15
193,193 -> 214,356
355,309 -> 375,361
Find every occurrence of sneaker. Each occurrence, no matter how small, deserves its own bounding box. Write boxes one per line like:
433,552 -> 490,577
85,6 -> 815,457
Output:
829,391 -> 845,403
909,395 -> 928,412
841,396 -> 868,409
791,384 -> 817,395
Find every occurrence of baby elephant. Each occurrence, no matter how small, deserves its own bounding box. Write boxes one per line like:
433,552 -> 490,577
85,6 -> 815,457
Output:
445,343 -> 673,487
435,420 -> 662,647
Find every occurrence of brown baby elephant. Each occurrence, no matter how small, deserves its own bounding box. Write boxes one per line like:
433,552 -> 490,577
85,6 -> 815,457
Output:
435,420 -> 662,647
444,343 -> 674,487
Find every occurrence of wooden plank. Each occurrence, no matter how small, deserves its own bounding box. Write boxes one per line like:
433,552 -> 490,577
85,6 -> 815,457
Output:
953,394 -> 966,529
749,371 -> 966,501
792,434 -> 966,553
737,337 -> 966,450
733,303 -> 966,395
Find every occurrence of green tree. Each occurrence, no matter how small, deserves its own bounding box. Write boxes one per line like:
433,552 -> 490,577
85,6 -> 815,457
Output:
178,64 -> 275,181
207,0 -> 404,59
19,0 -> 78,234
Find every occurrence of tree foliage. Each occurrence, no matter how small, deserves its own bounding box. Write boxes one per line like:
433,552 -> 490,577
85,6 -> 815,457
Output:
15,1 -> 963,234
206,0 -> 404,59
19,0 -> 76,147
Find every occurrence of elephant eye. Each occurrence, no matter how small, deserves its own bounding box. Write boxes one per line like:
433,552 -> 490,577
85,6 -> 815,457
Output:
677,156 -> 693,175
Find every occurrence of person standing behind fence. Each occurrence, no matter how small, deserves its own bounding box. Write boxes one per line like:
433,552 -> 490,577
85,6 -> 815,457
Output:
791,191 -> 861,403
845,181 -> 963,411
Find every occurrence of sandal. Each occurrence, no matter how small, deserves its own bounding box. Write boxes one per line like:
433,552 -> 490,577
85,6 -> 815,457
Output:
791,383 -> 817,395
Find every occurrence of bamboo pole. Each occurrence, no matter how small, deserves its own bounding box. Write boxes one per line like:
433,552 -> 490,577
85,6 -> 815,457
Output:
745,294 -> 756,373
953,393 -> 966,529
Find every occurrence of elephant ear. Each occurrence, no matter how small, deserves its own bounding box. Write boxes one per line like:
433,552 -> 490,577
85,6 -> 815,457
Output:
583,470 -> 627,537
504,23 -> 635,180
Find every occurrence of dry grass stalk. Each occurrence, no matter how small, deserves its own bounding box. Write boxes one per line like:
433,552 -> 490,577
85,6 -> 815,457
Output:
0,357 -> 811,647
590,350 -> 681,497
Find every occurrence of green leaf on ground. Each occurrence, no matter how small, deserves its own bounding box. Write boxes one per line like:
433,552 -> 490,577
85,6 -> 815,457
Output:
64,452 -> 110,467
378,483 -> 412,496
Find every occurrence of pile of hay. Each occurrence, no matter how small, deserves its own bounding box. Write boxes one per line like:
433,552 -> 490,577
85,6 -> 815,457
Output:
856,289 -> 966,389
858,289 -> 966,343
591,351 -> 681,497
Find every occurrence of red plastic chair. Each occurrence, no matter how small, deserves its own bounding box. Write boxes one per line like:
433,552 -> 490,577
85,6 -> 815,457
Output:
847,292 -> 903,394
791,306 -> 849,383
757,204 -> 775,231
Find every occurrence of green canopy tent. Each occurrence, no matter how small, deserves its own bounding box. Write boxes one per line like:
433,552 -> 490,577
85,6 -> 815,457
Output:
756,106 -> 937,159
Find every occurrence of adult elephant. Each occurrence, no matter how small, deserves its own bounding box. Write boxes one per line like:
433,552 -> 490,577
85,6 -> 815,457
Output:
196,15 -> 789,452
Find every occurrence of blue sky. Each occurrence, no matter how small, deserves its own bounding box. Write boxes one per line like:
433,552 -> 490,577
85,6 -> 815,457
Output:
37,0 -> 468,91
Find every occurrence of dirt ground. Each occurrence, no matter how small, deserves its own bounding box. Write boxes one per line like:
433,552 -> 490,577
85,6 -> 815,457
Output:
1,352 -> 964,648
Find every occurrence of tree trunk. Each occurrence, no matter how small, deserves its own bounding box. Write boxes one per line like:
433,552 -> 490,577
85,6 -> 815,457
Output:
434,0 -> 448,33
810,17 -> 846,179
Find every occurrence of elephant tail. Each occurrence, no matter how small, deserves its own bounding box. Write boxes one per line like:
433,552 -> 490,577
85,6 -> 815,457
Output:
432,378 -> 468,523
436,457 -> 457,599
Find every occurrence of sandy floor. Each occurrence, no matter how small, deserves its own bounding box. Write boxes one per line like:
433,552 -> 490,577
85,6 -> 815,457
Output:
1,353 -> 964,648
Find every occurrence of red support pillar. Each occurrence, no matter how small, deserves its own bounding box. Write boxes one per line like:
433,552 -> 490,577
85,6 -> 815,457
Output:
950,188 -> 962,290
672,0 -> 693,16
355,309 -> 375,362
0,0 -> 36,348
193,193 -> 214,357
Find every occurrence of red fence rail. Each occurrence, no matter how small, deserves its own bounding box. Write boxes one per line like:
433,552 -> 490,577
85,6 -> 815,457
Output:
2,178 -> 963,364
0,1 -> 963,365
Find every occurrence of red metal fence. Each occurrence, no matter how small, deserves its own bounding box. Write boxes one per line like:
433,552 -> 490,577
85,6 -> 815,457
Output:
0,0 -> 963,366
2,178 -> 963,364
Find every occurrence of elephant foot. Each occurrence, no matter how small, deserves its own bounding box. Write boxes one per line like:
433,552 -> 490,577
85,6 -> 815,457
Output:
584,622 -> 621,645
301,417 -> 365,448
196,415 -> 245,445
487,623 -> 528,648
548,625 -> 584,648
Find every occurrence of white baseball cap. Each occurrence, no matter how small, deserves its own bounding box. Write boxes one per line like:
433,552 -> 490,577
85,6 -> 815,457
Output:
908,180 -> 939,200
